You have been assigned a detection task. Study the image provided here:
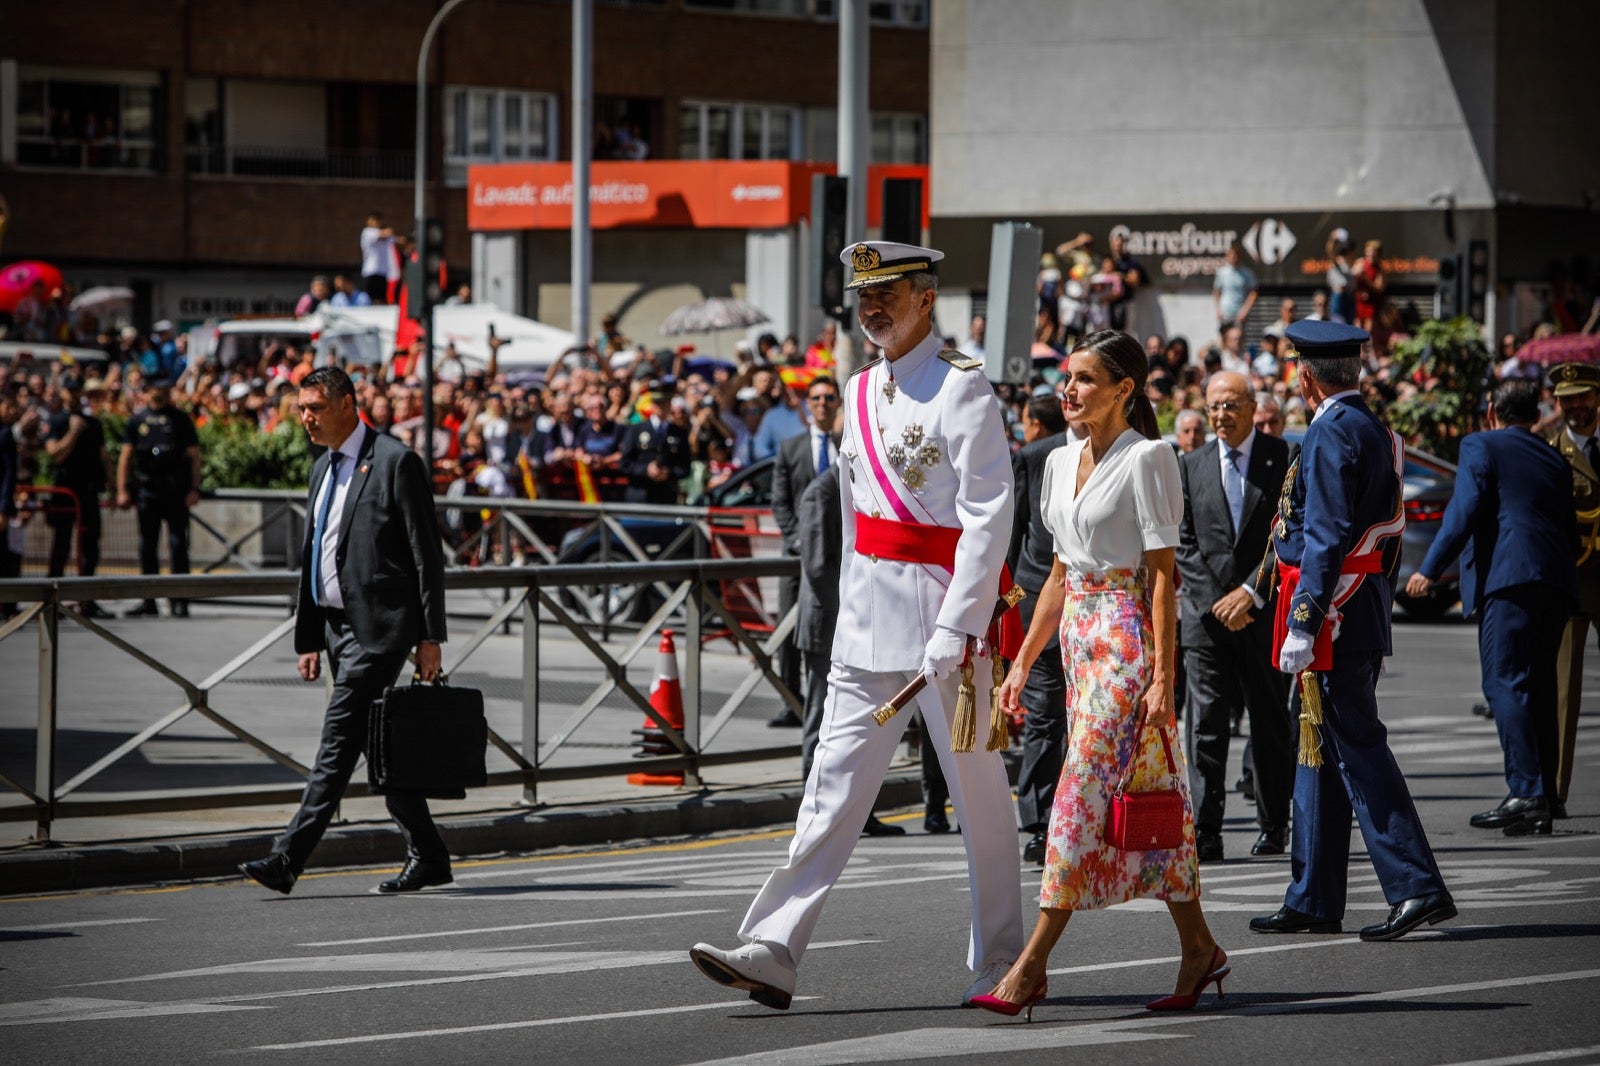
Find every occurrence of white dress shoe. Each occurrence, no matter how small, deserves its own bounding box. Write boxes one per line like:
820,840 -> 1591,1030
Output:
962,958 -> 1015,1006
690,941 -> 796,1011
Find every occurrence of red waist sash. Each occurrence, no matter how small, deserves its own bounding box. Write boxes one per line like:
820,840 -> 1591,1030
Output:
1272,551 -> 1384,672
853,512 -> 1022,660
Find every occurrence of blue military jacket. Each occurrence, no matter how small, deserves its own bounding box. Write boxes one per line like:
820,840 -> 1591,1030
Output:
1273,393 -> 1402,656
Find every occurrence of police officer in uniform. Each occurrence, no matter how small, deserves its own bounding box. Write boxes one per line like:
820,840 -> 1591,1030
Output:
44,374 -> 111,617
117,377 -> 202,617
690,240 -> 1023,1011
1250,320 -> 1454,942
1546,361 -> 1600,817
618,383 -> 691,505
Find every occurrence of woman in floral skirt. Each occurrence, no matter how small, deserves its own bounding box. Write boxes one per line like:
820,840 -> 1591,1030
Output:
973,330 -> 1227,1020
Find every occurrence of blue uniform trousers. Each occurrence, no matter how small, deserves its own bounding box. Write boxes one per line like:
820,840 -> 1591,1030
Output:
1284,652 -> 1447,920
1478,583 -> 1565,799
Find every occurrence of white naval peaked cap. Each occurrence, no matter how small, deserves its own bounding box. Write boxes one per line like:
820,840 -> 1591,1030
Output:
839,240 -> 944,290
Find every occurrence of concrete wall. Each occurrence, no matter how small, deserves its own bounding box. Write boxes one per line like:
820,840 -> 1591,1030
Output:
930,0 -> 1500,216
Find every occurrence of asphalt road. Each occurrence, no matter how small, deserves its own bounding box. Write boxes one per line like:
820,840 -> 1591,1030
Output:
2,618 -> 1599,1065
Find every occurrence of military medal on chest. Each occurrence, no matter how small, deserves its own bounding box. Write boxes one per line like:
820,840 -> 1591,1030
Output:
882,374 -> 897,403
884,422 -> 940,490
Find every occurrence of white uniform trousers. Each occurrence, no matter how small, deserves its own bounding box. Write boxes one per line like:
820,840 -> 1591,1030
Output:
738,661 -> 1024,972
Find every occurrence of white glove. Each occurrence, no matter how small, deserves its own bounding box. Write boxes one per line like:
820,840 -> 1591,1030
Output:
921,626 -> 969,682
1278,630 -> 1314,674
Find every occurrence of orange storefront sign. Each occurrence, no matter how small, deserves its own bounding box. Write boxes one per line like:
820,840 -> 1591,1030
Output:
467,160 -> 929,232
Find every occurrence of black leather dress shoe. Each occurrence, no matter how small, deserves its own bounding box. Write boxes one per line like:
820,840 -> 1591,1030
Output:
1022,831 -> 1048,866
1551,799 -> 1569,820
1250,905 -> 1341,934
124,600 -> 160,618
766,710 -> 802,728
1359,891 -> 1456,941
861,815 -> 906,837
1469,795 -> 1548,830
1503,814 -> 1553,837
1196,833 -> 1224,864
924,810 -> 951,834
170,600 -> 190,618
378,858 -> 453,893
1251,828 -> 1289,856
238,854 -> 298,895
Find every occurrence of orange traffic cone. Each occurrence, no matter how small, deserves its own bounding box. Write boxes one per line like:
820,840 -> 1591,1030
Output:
629,629 -> 686,786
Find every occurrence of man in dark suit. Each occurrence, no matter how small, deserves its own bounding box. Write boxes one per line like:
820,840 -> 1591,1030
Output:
796,464 -> 901,837
619,384 -> 691,504
1251,321 -> 1453,942
767,375 -> 839,727
239,366 -> 451,896
1006,395 -> 1071,865
1176,371 -> 1296,862
1545,361 -> 1600,817
1408,379 -> 1576,835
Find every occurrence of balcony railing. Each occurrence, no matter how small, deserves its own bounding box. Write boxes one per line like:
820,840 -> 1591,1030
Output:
184,144 -> 416,182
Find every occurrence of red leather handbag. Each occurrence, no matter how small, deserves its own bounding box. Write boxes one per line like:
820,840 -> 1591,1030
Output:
1105,718 -> 1185,851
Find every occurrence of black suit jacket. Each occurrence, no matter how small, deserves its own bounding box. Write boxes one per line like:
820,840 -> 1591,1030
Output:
1007,432 -> 1071,593
771,429 -> 828,554
619,417 -> 691,504
795,465 -> 842,654
295,427 -> 448,657
1175,432 -> 1295,648
0,424 -> 17,520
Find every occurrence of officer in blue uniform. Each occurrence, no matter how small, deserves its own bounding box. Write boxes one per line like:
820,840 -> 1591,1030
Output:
1250,320 -> 1455,942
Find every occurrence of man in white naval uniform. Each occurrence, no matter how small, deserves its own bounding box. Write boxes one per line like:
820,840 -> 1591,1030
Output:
690,241 -> 1024,1010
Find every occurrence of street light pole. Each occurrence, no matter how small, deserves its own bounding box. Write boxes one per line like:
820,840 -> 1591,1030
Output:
836,0 -> 869,378
572,0 -> 593,351
414,0 -> 472,470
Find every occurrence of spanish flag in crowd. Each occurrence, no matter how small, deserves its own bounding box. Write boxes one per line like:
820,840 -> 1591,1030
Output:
517,449 -> 539,501
573,457 -> 601,504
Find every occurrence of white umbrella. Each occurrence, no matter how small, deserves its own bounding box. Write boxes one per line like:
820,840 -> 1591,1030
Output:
659,297 -> 771,336
68,286 -> 135,314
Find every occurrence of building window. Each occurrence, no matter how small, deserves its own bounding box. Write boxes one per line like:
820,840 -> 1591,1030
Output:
812,0 -> 929,27
680,101 -> 797,160
14,66 -> 163,171
683,0 -> 808,15
871,112 -> 925,164
444,87 -> 557,183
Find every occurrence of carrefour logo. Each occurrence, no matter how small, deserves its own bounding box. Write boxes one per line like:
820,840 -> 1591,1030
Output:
1243,218 -> 1297,266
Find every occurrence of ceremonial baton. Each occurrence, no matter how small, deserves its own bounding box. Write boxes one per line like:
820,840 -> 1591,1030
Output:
871,585 -> 1026,726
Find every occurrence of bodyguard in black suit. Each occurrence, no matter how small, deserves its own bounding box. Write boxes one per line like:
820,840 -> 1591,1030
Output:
1407,380 -> 1576,835
768,376 -> 839,727
1176,372 -> 1295,861
619,387 -> 692,504
1006,396 -> 1071,865
240,366 -> 451,896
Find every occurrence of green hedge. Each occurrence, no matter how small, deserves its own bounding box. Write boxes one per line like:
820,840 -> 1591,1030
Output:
197,419 -> 313,492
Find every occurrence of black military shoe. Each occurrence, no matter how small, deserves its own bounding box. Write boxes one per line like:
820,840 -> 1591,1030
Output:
861,815 -> 906,837
170,600 -> 190,618
1469,795 -> 1547,830
378,859 -> 453,893
924,809 -> 951,834
1250,905 -> 1341,935
1197,833 -> 1225,864
1251,828 -> 1289,856
124,600 -> 161,618
1022,831 -> 1048,866
238,854 -> 298,895
1359,892 -> 1456,942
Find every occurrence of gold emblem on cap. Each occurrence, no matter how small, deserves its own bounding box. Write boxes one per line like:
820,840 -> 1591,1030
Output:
1561,365 -> 1579,382
852,244 -> 881,271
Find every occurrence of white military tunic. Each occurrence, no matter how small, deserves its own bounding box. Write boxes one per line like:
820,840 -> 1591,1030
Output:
738,329 -> 1024,977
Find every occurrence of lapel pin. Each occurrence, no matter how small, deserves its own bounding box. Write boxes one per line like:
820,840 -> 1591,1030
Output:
360,464 -> 370,475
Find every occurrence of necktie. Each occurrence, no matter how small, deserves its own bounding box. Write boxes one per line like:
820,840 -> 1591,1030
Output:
816,433 -> 830,474
1586,436 -> 1600,475
310,452 -> 341,606
1224,447 -> 1245,536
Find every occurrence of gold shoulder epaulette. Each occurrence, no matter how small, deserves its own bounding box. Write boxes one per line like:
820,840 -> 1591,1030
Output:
938,349 -> 984,371
847,357 -> 881,381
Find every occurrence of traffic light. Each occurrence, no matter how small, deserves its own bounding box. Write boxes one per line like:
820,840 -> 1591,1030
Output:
1466,239 -> 1489,323
407,218 -> 446,320
812,174 -> 848,318
881,177 -> 922,246
1436,254 -> 1461,319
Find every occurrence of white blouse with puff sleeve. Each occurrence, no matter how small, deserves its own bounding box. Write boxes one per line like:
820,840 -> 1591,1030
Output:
1040,428 -> 1184,571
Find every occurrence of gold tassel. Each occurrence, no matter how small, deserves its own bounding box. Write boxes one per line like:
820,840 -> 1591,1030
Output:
985,654 -> 1009,751
1297,670 -> 1323,768
951,658 -> 977,753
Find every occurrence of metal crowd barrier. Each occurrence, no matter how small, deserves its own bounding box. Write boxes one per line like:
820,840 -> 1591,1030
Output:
0,557 -> 801,844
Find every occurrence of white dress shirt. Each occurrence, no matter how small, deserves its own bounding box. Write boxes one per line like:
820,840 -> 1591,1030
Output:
312,424 -> 366,610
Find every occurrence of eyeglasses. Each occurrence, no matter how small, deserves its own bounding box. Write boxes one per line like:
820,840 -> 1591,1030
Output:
807,394 -> 840,404
1205,401 -> 1245,414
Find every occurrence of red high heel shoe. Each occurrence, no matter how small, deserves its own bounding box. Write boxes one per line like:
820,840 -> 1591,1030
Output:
1146,946 -> 1229,1011
971,979 -> 1048,1022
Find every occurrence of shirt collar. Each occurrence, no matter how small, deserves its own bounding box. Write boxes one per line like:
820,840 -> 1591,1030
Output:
1568,425 -> 1597,448
1313,389 -> 1362,421
333,423 -> 365,464
1221,428 -> 1256,461
882,328 -> 941,377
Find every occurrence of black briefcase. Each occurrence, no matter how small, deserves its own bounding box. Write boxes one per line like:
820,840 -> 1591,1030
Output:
368,677 -> 488,799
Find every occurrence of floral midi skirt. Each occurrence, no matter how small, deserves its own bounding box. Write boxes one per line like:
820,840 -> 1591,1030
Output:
1038,567 -> 1201,910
